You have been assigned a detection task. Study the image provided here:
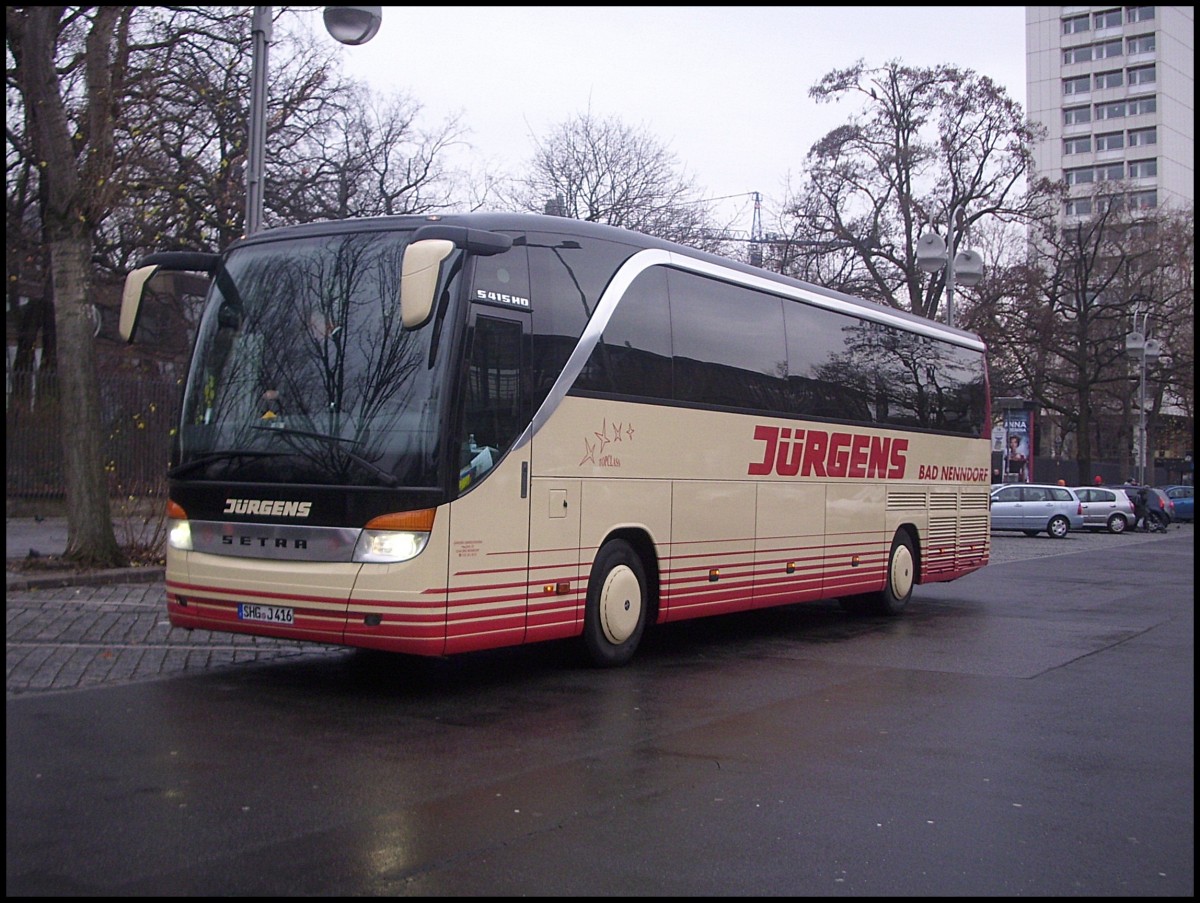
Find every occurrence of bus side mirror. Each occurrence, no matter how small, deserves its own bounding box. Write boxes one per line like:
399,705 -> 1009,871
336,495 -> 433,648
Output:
120,265 -> 160,342
400,239 -> 455,329
120,251 -> 219,342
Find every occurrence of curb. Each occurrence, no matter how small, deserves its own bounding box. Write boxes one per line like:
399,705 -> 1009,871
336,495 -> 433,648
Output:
6,566 -> 165,592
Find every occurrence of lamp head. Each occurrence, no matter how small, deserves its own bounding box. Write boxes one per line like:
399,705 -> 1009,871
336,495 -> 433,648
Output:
323,6 -> 382,45
916,231 -> 948,273
953,248 -> 984,286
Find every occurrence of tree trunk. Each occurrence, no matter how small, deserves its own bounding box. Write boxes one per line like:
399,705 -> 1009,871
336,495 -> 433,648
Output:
52,232 -> 126,567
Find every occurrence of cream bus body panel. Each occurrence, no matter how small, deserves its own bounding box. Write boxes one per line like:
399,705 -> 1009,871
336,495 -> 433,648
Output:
823,483 -> 890,598
167,553 -> 373,647
753,481 -> 828,607
666,480 -> 757,622
434,443 -> 532,655
526,476 -> 583,646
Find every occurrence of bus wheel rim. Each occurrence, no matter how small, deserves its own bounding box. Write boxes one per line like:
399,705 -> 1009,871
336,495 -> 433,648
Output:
600,564 -> 641,645
890,543 -> 914,599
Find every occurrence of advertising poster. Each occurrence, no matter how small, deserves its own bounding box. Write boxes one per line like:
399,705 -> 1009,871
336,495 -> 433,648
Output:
1003,410 -> 1033,483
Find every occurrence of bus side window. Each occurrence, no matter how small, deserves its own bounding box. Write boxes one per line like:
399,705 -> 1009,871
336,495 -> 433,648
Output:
459,315 -> 524,491
526,234 -> 639,411
577,266 -> 672,399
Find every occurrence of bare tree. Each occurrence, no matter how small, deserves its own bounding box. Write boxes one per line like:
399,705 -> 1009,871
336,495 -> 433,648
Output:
91,7 -> 485,270
7,6 -> 130,566
975,201 -> 1194,480
269,84 -> 473,221
778,59 -> 1054,316
508,110 -> 726,251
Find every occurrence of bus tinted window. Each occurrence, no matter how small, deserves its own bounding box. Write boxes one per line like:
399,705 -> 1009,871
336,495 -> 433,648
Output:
668,269 -> 788,412
577,266 -> 672,399
783,301 -> 875,421
526,233 -> 637,410
573,262 -> 986,437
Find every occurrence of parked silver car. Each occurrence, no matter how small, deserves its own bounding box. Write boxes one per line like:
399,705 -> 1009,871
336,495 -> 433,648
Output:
989,484 -> 1085,538
1073,486 -> 1136,533
1105,485 -> 1175,531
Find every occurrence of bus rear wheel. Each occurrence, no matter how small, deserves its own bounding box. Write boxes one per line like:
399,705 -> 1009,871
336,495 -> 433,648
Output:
582,539 -> 648,668
840,530 -> 915,617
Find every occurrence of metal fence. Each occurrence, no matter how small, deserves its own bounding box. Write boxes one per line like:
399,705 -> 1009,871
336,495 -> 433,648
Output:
6,367 -> 181,506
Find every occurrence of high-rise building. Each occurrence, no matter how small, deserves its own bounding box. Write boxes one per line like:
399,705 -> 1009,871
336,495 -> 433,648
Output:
1025,6 -> 1194,220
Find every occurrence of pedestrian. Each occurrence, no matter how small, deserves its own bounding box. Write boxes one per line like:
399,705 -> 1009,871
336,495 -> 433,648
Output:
1132,488 -> 1149,532
1093,475 -> 1103,486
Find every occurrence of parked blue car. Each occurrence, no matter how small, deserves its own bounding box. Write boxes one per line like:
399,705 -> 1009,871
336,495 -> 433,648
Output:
1159,485 -> 1194,522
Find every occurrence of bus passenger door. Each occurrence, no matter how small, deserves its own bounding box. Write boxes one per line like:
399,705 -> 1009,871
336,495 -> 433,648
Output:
445,309 -> 532,654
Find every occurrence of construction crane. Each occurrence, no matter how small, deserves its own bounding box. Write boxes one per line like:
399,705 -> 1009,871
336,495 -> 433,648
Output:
749,191 -> 765,267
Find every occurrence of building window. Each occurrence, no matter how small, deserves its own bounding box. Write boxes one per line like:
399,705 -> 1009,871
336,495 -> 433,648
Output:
1127,64 -> 1156,87
1094,8 -> 1123,29
1066,198 -> 1094,216
1126,6 -> 1155,24
1128,96 -> 1156,116
1094,69 -> 1124,89
1095,101 -> 1126,119
1096,131 -> 1125,151
1097,163 -> 1126,182
1064,44 -> 1094,64
1128,126 -> 1157,147
1062,13 -> 1091,34
1063,75 -> 1092,95
1064,135 -> 1093,155
1129,189 -> 1157,209
1127,34 -> 1156,54
1065,167 -> 1095,185
1097,194 -> 1125,213
1064,106 -> 1092,126
1095,39 -> 1124,59
1128,158 -> 1157,179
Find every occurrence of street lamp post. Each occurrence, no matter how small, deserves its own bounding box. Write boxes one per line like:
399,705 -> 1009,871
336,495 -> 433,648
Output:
1125,302 -> 1161,486
916,205 -> 984,329
245,6 -> 383,236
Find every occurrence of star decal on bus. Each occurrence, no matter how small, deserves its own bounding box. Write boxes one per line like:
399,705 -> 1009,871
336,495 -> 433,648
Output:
581,418 -> 635,467
580,437 -> 597,466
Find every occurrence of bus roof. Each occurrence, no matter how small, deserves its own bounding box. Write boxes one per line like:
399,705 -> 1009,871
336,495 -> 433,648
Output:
229,212 -> 984,347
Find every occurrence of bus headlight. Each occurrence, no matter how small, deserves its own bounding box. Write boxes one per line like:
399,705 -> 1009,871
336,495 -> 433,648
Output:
353,508 -> 436,563
167,518 -> 193,550
354,529 -> 429,563
165,499 -> 193,551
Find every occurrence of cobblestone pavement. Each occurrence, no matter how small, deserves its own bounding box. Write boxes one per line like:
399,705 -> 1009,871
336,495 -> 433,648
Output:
6,580 -> 342,698
6,523 -> 1190,697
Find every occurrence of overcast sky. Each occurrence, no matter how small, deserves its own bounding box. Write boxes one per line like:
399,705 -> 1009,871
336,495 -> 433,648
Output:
328,6 -> 1028,231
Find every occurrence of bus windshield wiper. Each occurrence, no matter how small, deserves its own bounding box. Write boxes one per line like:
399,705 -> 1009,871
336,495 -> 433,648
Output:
168,450 -> 283,479
250,424 -> 399,487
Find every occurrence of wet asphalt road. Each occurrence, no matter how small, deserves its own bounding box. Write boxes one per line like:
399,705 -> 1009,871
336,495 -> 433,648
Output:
6,526 -> 1194,895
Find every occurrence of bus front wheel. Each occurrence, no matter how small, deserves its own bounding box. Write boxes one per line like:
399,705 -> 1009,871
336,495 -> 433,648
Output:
582,539 -> 648,667
840,530 -> 915,617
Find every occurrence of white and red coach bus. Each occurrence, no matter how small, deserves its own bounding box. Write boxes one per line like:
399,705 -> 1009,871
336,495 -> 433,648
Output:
120,213 -> 991,667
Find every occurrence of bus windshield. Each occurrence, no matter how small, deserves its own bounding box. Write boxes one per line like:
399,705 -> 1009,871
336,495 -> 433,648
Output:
176,229 -> 461,489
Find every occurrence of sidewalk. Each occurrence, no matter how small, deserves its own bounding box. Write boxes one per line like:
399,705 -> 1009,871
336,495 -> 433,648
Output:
6,516 -> 337,697
5,517 -> 165,591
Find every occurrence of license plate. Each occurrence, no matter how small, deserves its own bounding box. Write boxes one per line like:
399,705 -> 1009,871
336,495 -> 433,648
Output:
238,603 -> 294,624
